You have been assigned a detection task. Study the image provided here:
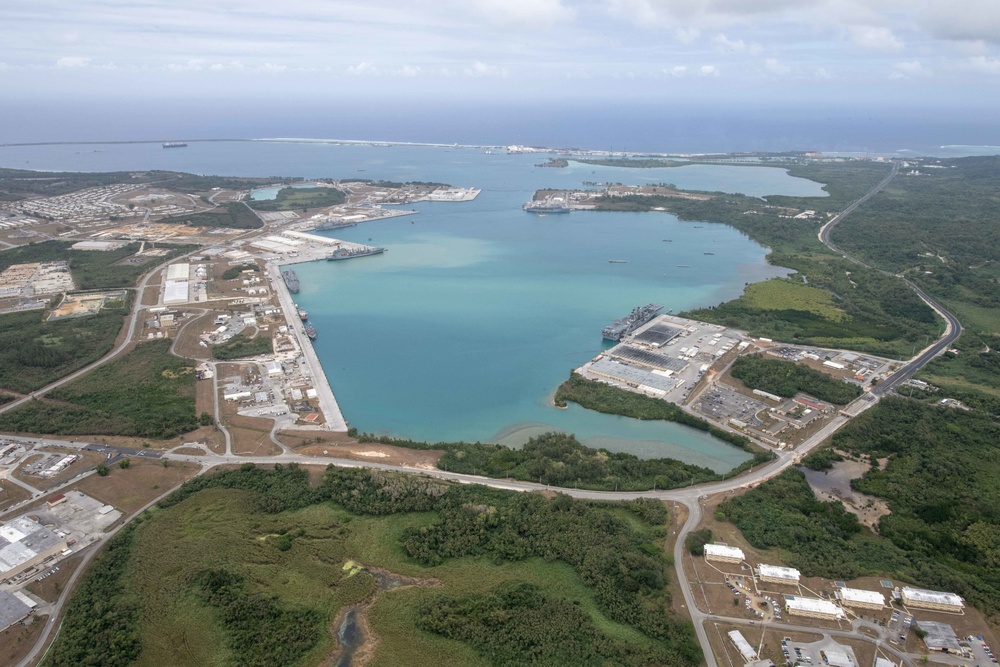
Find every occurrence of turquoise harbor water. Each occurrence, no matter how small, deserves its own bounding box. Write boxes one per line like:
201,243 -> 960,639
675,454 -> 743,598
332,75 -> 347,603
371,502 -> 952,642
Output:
0,141 -> 829,471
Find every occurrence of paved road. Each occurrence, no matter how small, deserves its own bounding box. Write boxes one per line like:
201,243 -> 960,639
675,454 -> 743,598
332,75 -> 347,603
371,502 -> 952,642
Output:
816,159 -> 963,395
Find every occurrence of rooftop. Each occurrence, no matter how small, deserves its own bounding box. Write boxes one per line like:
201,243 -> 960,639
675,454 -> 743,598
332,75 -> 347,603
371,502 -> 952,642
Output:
838,587 -> 885,605
901,586 -> 964,607
0,516 -> 64,576
0,591 -> 32,630
705,544 -> 745,560
917,621 -> 961,651
784,596 -> 845,618
758,564 -> 801,580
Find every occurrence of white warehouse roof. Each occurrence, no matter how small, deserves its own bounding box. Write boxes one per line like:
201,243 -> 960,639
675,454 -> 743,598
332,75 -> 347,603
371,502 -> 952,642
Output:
758,564 -> 801,581
163,279 -> 189,304
705,544 -> 745,560
901,587 -> 964,607
785,596 -> 845,618
728,630 -> 757,661
165,263 -> 189,281
839,587 -> 885,605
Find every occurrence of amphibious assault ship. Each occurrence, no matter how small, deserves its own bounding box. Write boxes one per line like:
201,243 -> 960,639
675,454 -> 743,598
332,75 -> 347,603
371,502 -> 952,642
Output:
601,304 -> 664,341
328,246 -> 386,261
282,270 -> 300,294
523,201 -> 571,214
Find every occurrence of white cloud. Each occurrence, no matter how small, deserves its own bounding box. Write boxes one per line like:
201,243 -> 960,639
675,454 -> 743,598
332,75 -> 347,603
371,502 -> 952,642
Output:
464,61 -> 508,77
711,33 -> 761,54
55,56 -> 89,68
256,63 -> 286,73
674,27 -> 701,44
699,64 -> 719,76
667,65 -> 688,76
469,0 -> 574,26
347,61 -> 378,76
813,66 -> 832,79
918,0 -> 1000,45
850,25 -> 904,51
165,59 -> 205,72
400,64 -> 422,77
967,55 -> 1000,74
764,58 -> 791,75
890,60 -> 930,79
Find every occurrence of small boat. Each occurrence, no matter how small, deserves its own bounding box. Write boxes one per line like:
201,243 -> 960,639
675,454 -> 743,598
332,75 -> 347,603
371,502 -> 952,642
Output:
677,264 -> 690,268
608,259 -> 629,264
704,252 -> 715,255
663,239 -> 672,242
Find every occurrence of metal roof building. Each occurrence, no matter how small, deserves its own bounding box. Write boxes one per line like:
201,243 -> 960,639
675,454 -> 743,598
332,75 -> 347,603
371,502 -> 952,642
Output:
728,630 -> 758,662
757,564 -> 801,584
917,621 -> 962,652
823,650 -> 854,667
0,516 -> 67,580
900,587 -> 964,612
784,596 -> 845,620
165,263 -> 190,281
836,587 -> 885,610
704,544 -> 745,564
0,591 -> 33,631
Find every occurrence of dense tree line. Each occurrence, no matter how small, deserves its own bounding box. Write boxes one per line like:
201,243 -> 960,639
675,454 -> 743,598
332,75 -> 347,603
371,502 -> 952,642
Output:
418,583 -> 677,666
0,340 -> 197,438
191,568 -> 321,667
220,264 -> 259,280
248,186 -> 345,211
0,168 -> 143,200
46,522 -> 142,667
730,354 -> 862,405
685,529 -> 713,556
212,333 -> 272,360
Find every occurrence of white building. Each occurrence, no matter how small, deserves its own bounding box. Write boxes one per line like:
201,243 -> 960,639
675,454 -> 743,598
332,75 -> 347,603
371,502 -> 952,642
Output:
757,564 -> 801,585
836,587 -> 885,610
823,650 -> 854,667
728,630 -> 758,662
784,596 -> 845,620
899,587 -> 964,612
704,544 -> 745,564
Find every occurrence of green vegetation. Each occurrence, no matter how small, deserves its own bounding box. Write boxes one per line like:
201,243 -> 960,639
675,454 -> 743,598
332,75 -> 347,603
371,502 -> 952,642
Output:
572,158 -> 688,169
799,448 -> 844,470
685,529 -> 713,556
50,464 -> 699,667
730,355 -> 862,405
163,202 -> 262,229
0,339 -> 197,438
221,263 -> 259,280
0,167 -> 143,201
248,186 -> 345,211
154,172 -> 301,194
437,432 -> 720,491
723,397 -> 1000,614
46,522 -> 141,667
769,160 -> 896,212
740,279 -> 845,321
212,333 -> 271,360
0,240 -> 193,290
0,301 -> 129,394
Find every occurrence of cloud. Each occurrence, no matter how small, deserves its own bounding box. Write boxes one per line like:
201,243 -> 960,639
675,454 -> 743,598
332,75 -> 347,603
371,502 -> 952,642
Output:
918,0 -> 1000,45
165,59 -> 206,72
850,25 -> 904,51
55,56 -> 89,68
889,60 -> 930,79
667,65 -> 688,76
464,61 -> 508,77
256,63 -> 286,73
699,64 -> 719,76
469,0 -> 574,26
347,61 -> 378,76
711,33 -> 761,54
967,55 -> 1000,74
764,58 -> 791,75
674,27 -> 701,44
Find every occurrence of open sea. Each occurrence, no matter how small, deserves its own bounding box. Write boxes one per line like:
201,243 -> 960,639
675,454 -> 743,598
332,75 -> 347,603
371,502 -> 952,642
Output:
0,136 -> 982,471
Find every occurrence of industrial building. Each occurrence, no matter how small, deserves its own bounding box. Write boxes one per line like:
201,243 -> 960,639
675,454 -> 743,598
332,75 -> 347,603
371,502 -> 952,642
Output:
0,516 -> 67,581
899,586 -> 965,612
704,543 -> 745,564
728,630 -> 758,662
836,587 -> 885,610
757,564 -> 801,585
822,650 -> 855,667
0,590 -> 36,631
916,621 -> 961,652
784,596 -> 845,620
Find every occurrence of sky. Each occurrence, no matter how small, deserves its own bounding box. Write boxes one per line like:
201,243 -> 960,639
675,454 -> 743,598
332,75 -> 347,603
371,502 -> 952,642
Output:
2,1 -> 1000,145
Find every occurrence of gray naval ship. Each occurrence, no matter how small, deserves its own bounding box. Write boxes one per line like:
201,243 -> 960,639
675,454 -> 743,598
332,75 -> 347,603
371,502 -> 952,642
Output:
281,270 -> 300,293
602,304 -> 663,341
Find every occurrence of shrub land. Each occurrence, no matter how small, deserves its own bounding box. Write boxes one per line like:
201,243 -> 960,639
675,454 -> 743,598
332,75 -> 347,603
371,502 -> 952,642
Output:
720,397 -> 1000,615
730,354 -> 862,405
0,339 -> 197,439
47,464 -> 701,667
212,333 -> 272,360
163,202 -> 262,229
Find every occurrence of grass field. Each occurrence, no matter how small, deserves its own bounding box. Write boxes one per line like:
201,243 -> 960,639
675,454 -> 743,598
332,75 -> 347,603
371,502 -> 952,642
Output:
121,489 -> 656,666
248,187 -> 346,212
740,278 -> 845,321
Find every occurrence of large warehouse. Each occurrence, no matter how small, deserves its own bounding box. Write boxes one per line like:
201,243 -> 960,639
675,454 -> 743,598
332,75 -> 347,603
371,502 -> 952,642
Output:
757,564 -> 801,585
836,587 -> 885,610
728,630 -> 758,662
0,516 -> 67,581
899,587 -> 964,612
704,544 -> 745,564
784,596 -> 846,620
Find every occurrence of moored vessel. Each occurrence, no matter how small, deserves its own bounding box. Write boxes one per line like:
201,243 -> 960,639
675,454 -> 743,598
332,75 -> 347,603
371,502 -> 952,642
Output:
601,304 -> 663,341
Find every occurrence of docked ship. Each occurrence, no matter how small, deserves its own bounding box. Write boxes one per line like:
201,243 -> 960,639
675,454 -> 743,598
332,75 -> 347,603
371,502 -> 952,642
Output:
297,308 -> 308,321
601,303 -> 664,341
282,270 -> 300,294
327,246 -> 386,261
523,201 -> 571,214
304,324 -> 317,340
162,142 -> 188,148
313,220 -> 358,231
